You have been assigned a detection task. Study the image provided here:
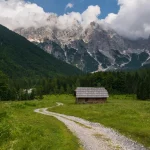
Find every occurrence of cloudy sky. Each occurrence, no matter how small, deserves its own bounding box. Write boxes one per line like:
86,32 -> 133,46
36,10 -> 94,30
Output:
0,0 -> 150,40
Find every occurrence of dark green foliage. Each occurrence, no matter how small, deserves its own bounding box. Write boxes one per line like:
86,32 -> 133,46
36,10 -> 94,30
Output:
29,69 -> 150,101
137,75 -> 150,100
0,71 -> 36,101
0,71 -> 9,100
0,24 -> 82,100
0,24 -> 149,101
1,68 -> 150,101
0,25 -> 82,79
1,65 -> 150,101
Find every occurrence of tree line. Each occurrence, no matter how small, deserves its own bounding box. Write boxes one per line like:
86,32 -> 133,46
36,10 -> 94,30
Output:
0,69 -> 150,101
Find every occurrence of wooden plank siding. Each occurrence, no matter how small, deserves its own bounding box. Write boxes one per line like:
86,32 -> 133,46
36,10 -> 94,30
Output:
75,87 -> 109,104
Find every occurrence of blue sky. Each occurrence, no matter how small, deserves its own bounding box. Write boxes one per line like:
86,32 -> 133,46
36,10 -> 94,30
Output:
1,0 -> 149,39
28,0 -> 119,19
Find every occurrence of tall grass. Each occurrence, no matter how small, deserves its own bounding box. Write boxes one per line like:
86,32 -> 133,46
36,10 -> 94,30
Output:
0,99 -> 82,150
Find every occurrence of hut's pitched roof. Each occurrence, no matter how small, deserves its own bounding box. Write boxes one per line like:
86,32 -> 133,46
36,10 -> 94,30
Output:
75,87 -> 109,98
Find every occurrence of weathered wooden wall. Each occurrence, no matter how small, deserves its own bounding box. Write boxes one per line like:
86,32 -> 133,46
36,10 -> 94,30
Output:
76,98 -> 107,104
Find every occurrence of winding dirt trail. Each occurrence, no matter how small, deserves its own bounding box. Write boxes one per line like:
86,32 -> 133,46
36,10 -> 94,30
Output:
34,103 -> 147,150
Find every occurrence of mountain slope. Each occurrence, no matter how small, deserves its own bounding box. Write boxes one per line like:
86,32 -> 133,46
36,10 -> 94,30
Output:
15,23 -> 150,72
0,25 -> 82,78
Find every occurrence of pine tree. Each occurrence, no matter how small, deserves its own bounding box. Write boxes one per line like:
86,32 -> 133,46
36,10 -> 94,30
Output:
75,79 -> 80,88
60,86 -> 64,94
0,71 -> 9,100
30,89 -> 35,100
66,84 -> 71,94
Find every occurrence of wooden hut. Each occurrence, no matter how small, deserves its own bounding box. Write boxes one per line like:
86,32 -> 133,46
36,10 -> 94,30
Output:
75,87 -> 109,104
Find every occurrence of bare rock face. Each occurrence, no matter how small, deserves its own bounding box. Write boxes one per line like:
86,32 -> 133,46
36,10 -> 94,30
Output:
15,22 -> 150,72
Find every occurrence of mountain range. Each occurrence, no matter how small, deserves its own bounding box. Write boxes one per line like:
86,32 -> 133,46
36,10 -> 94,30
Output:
0,24 -> 82,78
15,22 -> 150,72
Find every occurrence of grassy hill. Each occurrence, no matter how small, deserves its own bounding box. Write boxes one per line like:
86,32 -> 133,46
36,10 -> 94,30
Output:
0,25 -> 82,79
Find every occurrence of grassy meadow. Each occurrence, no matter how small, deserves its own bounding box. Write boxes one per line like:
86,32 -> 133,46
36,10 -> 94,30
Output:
0,94 -> 150,149
48,95 -> 150,149
0,98 -> 82,150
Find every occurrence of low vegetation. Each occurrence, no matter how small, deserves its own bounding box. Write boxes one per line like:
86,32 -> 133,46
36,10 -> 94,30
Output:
48,94 -> 150,148
1,94 -> 150,149
0,98 -> 82,150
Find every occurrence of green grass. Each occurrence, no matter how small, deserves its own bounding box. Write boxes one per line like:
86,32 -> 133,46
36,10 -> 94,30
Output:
1,94 -> 150,149
47,94 -> 150,149
0,97 -> 82,150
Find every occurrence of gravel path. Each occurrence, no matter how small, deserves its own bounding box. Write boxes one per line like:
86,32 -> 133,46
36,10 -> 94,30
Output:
34,103 -> 148,150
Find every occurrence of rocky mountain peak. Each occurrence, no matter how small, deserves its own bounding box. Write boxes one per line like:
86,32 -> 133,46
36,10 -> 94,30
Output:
14,22 -> 150,72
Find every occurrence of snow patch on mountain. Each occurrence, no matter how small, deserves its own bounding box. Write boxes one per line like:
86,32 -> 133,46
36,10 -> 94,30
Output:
14,22 -> 150,72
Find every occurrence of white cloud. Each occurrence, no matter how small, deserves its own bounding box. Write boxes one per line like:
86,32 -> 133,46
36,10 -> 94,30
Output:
0,0 -> 50,29
56,5 -> 100,30
104,0 -> 150,39
0,0 -> 150,39
65,3 -> 74,9
0,1 -> 100,30
81,5 -> 100,27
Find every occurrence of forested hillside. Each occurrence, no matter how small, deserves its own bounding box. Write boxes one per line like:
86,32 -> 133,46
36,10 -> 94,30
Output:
1,68 -> 148,101
0,25 -> 82,79
34,69 -> 150,101
0,25 -> 150,101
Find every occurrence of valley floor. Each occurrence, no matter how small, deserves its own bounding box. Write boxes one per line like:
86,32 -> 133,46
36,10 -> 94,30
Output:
0,95 -> 150,150
35,104 -> 147,150
0,99 -> 82,150
48,95 -> 150,149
